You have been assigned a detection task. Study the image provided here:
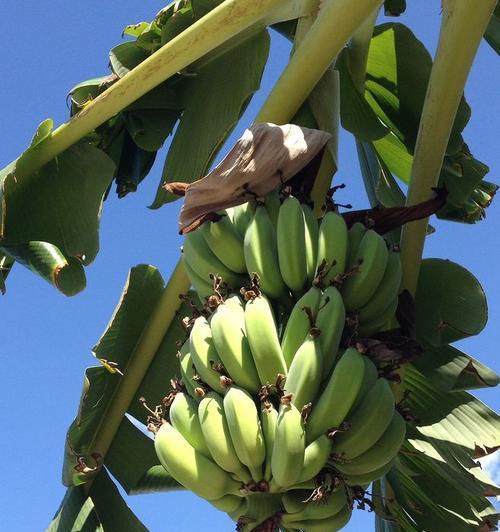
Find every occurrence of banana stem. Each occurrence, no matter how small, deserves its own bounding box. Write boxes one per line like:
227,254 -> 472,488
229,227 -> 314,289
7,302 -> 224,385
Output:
84,260 -> 189,494
15,0 -> 292,178
399,0 -> 497,295
255,0 -> 384,124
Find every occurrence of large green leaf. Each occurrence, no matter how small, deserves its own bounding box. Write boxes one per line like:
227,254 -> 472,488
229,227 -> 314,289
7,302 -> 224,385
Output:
49,469 -> 147,532
413,344 -> 499,392
151,30 -> 271,208
361,23 -> 492,222
1,140 -> 115,265
62,265 -> 165,486
338,51 -> 389,142
404,366 -> 499,455
415,259 -> 488,348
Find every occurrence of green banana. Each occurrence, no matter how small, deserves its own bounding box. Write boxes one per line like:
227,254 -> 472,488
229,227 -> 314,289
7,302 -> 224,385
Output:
277,196 -> 308,293
343,457 -> 396,487
183,258 -> 214,303
169,392 -> 211,457
260,401 -> 279,481
244,294 -> 287,385
297,434 -> 332,483
154,422 -> 242,500
282,487 -> 347,524
227,497 -> 248,522
223,293 -> 245,315
332,411 -> 406,476
244,205 -> 287,300
271,401 -> 305,488
233,202 -> 256,238
332,378 -> 395,460
358,250 -> 402,323
198,391 -> 251,482
306,347 -> 366,444
302,203 -> 319,283
285,335 -> 322,411
316,211 -> 349,284
183,229 -> 245,288
189,316 -> 226,394
346,222 -> 366,268
350,354 -> 379,412
315,285 -> 346,377
358,297 -> 398,337
224,386 -> 266,481
265,189 -> 281,228
341,229 -> 389,311
210,304 -> 261,393
200,213 -> 246,274
209,494 -> 243,513
285,505 -> 351,532
281,286 -> 322,368
177,340 -> 199,399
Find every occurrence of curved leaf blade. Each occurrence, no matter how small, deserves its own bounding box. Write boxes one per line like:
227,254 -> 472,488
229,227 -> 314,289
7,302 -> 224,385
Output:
415,259 -> 488,347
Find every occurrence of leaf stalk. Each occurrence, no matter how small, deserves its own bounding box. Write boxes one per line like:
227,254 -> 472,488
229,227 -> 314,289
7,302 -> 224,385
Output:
399,0 -> 497,295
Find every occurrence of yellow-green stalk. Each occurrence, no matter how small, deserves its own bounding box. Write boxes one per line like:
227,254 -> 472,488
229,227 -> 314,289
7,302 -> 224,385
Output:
15,0 -> 298,178
400,0 -> 497,295
255,0 -> 384,124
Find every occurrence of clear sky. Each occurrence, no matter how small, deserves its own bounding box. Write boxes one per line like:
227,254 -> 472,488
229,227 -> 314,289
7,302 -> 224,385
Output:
0,2 -> 498,531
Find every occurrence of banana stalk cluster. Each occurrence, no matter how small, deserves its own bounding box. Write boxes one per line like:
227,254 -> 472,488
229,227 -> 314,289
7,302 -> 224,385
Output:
153,193 -> 406,530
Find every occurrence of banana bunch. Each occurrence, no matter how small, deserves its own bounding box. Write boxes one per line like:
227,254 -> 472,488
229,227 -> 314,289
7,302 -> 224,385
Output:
159,190 -> 411,530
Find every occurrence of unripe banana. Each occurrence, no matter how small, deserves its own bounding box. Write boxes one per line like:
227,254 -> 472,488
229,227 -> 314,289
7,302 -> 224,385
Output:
177,340 -> 199,400
210,305 -> 261,393
183,258 -> 214,303
358,250 -> 402,323
358,297 -> 398,337
350,354 -> 379,412
277,196 -> 308,293
346,222 -> 366,268
271,401 -> 305,488
183,229 -> 245,288
189,316 -> 226,394
297,434 -> 332,483
285,335 -> 322,411
332,378 -> 395,460
260,402 -> 279,481
244,294 -> 287,385
341,229 -> 389,311
265,190 -> 281,228
315,286 -> 346,377
306,347 -> 366,444
302,203 -> 319,283
282,487 -> 347,524
281,286 -> 322,367
343,457 -> 396,487
316,211 -> 349,284
154,422 -> 242,500
223,293 -> 245,315
332,411 -> 405,476
244,205 -> 287,299
198,391 -> 251,482
169,392 -> 211,457
224,386 -> 266,481
200,213 -> 246,273
286,505 -> 351,532
233,202 -> 256,238
209,494 -> 243,513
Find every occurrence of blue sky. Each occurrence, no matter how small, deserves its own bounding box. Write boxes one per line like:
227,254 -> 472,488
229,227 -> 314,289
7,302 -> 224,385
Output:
0,2 -> 498,531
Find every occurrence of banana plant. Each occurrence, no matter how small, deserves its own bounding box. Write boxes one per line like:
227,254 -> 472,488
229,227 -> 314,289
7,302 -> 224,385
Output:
1,1 -> 499,531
